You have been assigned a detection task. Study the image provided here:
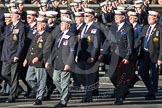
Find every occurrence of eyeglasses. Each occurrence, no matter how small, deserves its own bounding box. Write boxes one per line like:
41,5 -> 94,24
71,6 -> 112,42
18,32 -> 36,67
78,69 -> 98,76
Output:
27,17 -> 32,19
84,15 -> 91,17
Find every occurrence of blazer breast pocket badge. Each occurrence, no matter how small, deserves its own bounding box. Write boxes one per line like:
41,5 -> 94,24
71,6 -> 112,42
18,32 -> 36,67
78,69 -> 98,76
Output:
153,30 -> 159,43
87,35 -> 92,43
63,40 -> 68,46
38,42 -> 43,48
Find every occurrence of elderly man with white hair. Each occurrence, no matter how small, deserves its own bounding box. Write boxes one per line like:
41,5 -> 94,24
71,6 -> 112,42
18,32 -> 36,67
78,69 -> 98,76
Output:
46,16 -> 77,107
137,10 -> 162,100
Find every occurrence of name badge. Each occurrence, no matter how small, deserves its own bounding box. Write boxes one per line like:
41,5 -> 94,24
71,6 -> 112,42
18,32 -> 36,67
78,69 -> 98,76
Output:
63,40 -> 68,46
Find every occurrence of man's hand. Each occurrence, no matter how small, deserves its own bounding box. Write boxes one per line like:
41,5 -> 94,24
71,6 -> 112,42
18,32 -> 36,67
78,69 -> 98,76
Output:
87,57 -> 94,63
32,57 -> 39,64
98,55 -> 103,62
64,65 -> 70,72
23,59 -> 28,67
13,57 -> 19,63
45,62 -> 49,69
122,59 -> 129,64
75,56 -> 78,63
157,60 -> 162,65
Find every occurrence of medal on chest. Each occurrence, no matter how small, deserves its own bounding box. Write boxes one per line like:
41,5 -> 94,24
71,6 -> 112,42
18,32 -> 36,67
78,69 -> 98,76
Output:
13,35 -> 17,41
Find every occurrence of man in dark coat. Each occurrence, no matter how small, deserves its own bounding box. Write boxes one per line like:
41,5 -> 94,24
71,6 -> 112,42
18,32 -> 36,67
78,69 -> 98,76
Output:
135,10 -> 162,100
1,9 -> 25,103
46,17 -> 77,107
23,17 -> 49,105
75,8 -> 101,102
102,9 -> 134,105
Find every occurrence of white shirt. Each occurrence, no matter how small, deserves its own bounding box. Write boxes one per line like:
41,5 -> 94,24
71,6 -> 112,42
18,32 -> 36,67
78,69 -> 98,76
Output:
30,21 -> 37,28
117,22 -> 125,31
13,21 -> 19,26
81,21 -> 93,38
147,23 -> 157,41
58,29 -> 69,48
38,30 -> 45,35
77,23 -> 83,30
133,22 -> 137,28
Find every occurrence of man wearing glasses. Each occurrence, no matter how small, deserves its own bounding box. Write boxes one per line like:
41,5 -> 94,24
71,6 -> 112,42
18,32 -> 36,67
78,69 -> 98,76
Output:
22,10 -> 37,98
75,8 -> 101,102
137,11 -> 162,100
1,9 -> 25,103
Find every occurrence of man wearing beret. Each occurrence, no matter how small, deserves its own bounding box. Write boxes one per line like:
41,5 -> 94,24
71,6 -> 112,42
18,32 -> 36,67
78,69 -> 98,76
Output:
23,17 -> 49,105
1,9 -> 25,103
136,10 -> 162,100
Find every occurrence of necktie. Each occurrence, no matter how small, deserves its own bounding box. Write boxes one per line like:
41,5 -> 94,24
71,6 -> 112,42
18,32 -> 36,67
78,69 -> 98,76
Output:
57,32 -> 64,48
81,25 -> 88,38
144,26 -> 152,49
83,25 -> 88,34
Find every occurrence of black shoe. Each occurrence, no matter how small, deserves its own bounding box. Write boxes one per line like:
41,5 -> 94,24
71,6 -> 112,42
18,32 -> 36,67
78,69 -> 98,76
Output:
33,99 -> 42,105
5,98 -> 15,103
54,103 -> 66,108
81,98 -> 93,103
145,94 -> 156,100
114,98 -> 123,105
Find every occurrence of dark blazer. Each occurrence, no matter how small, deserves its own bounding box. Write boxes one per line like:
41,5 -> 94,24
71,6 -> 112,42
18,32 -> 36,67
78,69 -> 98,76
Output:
76,22 -> 101,61
134,23 -> 143,40
43,25 -> 61,63
1,21 -> 25,62
26,31 -> 49,68
48,30 -> 77,71
138,23 -> 162,62
105,22 -> 134,60
76,23 -> 86,35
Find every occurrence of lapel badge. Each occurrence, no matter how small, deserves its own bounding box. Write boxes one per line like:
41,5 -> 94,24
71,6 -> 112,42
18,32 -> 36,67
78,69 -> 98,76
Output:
156,31 -> 159,37
87,35 -> 91,43
38,42 -> 43,48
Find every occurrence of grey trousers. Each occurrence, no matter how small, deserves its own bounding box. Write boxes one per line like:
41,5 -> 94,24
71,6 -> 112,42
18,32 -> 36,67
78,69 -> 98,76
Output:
1,62 -> 19,100
26,66 -> 47,100
53,69 -> 71,105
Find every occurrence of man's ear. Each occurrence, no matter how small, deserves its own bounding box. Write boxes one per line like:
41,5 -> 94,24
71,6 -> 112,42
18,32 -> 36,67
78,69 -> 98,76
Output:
18,14 -> 21,19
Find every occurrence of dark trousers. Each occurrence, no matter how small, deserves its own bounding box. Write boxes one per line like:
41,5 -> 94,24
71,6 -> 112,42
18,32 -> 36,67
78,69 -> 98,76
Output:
110,58 -> 129,98
1,62 -> 19,99
18,65 -> 31,92
75,61 -> 99,99
139,52 -> 159,94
